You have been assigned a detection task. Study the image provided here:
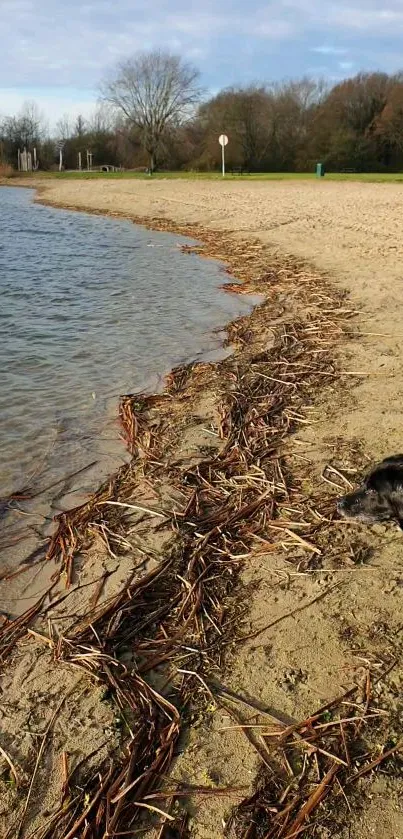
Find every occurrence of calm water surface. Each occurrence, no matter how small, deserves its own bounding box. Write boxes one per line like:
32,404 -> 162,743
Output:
0,187 -> 259,565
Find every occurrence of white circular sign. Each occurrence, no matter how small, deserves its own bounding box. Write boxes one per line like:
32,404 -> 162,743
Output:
218,134 -> 229,147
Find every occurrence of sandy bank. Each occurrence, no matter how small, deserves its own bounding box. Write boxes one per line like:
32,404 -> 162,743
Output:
0,177 -> 402,839
33,176 -> 403,460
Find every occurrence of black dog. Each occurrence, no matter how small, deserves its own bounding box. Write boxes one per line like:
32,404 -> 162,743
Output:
337,455 -> 403,528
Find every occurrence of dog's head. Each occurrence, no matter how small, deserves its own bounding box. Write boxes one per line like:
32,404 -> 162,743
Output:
337,455 -> 403,527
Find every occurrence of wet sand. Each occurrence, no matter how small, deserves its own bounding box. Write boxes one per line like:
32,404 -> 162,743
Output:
1,177 -> 403,839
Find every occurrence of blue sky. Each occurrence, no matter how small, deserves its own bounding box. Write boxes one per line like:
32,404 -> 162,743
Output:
2,0 -> 403,128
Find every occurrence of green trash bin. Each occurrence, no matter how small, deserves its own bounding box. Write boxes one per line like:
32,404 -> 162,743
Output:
316,162 -> 325,177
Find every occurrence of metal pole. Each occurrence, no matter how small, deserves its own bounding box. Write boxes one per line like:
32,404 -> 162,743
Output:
222,142 -> 225,177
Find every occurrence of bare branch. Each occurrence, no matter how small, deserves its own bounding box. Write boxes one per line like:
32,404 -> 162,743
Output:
100,49 -> 202,171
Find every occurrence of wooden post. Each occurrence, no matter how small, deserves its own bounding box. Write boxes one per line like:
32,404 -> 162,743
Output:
27,151 -> 32,171
33,147 -> 37,170
17,148 -> 21,171
59,148 -> 63,171
78,151 -> 82,170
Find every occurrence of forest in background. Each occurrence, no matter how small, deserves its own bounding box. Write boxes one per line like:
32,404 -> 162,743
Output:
2,69 -> 403,173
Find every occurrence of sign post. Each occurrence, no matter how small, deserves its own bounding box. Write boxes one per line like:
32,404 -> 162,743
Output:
218,134 -> 229,177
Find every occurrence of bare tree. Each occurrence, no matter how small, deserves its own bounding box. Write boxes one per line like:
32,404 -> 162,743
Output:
5,100 -> 46,148
100,50 -> 202,171
74,114 -> 87,137
197,86 -> 274,171
1,100 -> 46,168
374,77 -> 403,155
55,113 -> 72,142
90,103 -> 117,135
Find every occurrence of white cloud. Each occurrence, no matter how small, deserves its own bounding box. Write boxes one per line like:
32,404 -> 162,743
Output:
252,19 -> 296,38
326,3 -> 403,31
0,88 -> 97,130
284,0 -> 403,34
0,0 -> 304,101
339,61 -> 354,70
311,45 -> 347,55
1,0 -> 403,126
164,13 -> 227,36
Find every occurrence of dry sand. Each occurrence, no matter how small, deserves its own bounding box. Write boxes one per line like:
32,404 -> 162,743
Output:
35,176 -> 403,471
1,177 -> 403,837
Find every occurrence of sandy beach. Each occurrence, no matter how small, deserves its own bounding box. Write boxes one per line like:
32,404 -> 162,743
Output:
1,176 -> 403,838
32,177 -> 403,458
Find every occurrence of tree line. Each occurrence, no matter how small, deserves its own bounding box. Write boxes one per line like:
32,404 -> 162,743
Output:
2,51 -> 403,173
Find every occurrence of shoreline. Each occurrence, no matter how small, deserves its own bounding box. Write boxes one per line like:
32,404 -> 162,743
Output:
1,178 -> 403,839
0,184 -> 261,617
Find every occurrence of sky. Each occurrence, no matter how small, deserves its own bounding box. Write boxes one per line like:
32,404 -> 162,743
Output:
2,0 -> 403,129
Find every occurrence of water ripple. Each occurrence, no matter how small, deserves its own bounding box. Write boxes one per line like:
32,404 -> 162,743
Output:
0,186 -> 259,567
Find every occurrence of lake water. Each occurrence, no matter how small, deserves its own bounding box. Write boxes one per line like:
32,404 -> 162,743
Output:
0,186 -> 260,569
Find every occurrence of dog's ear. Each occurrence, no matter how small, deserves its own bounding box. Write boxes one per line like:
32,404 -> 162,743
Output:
379,454 -> 403,468
368,462 -> 403,492
367,461 -> 403,524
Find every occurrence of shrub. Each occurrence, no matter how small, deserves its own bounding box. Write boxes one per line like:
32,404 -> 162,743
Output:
0,163 -> 16,178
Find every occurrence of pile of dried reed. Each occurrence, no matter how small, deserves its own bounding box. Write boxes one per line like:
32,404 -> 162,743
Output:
1,228 -> 398,839
225,661 -> 401,839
